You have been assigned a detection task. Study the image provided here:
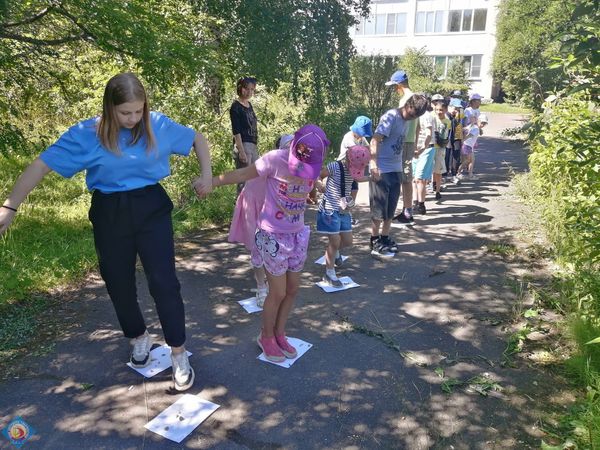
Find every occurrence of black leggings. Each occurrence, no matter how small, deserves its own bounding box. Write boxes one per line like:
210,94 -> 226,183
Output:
89,184 -> 186,347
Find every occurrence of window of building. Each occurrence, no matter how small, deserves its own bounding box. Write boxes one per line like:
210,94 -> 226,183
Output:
470,55 -> 482,77
415,10 -> 444,33
431,55 -> 483,78
355,13 -> 407,35
376,14 -> 386,34
364,16 -> 376,35
473,9 -> 487,31
448,9 -> 487,32
396,13 -> 407,34
448,10 -> 461,32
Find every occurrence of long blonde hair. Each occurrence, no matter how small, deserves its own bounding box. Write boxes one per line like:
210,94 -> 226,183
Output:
97,73 -> 156,154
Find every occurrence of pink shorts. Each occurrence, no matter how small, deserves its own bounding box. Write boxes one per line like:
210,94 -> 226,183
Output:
251,226 -> 310,276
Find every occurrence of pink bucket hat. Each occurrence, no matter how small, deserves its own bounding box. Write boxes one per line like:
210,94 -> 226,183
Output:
347,145 -> 370,180
288,124 -> 330,180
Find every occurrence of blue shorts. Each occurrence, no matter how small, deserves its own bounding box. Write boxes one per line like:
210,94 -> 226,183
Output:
412,147 -> 435,180
316,210 -> 352,234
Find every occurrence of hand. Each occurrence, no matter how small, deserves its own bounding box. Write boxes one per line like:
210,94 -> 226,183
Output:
192,176 -> 213,198
0,207 -> 17,236
238,150 -> 248,164
370,166 -> 381,181
315,180 -> 325,193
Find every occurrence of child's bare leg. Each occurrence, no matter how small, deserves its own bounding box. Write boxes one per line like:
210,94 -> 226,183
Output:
261,271 -> 287,338
274,271 -> 301,336
433,172 -> 442,193
253,265 -> 267,289
371,218 -> 381,237
416,180 -> 427,202
412,179 -> 418,203
469,154 -> 475,175
340,231 -> 353,252
325,234 -> 341,269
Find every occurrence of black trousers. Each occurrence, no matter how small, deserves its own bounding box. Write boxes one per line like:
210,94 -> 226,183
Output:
89,184 -> 186,347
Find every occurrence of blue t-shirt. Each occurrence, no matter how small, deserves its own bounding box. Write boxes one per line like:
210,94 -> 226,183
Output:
40,112 -> 196,193
374,108 -> 406,173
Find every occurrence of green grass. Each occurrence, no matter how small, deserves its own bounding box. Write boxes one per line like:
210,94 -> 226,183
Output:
510,169 -> 600,448
480,102 -> 531,114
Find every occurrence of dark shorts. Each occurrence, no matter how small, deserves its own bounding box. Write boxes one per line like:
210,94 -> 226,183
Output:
369,171 -> 402,221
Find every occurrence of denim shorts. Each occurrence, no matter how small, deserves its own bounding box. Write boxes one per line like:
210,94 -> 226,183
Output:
316,210 -> 352,234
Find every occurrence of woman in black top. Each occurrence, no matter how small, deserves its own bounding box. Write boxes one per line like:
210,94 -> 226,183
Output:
229,77 -> 258,194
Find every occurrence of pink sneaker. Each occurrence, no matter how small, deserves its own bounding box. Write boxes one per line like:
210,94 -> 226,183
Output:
257,334 -> 285,362
275,334 -> 297,359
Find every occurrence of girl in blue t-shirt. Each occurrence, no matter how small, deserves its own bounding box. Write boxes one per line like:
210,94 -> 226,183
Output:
0,73 -> 213,392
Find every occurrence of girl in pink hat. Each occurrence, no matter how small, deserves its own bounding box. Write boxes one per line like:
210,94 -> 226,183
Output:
227,134 -> 293,307
210,125 -> 329,362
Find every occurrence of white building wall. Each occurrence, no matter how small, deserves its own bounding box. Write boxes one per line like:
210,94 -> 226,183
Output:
351,0 -> 500,99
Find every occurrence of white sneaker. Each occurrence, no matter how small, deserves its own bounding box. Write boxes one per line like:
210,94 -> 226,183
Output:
256,286 -> 268,308
130,330 -> 152,368
171,350 -> 195,391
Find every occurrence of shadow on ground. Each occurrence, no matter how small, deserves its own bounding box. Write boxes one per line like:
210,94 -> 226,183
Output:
0,114 -> 568,449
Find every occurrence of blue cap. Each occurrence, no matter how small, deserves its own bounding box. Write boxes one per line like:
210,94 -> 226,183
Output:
449,98 -> 463,108
385,70 -> 408,86
350,116 -> 372,138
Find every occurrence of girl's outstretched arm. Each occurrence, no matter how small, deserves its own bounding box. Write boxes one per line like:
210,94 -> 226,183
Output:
0,158 -> 52,235
212,164 -> 259,188
191,132 -> 213,198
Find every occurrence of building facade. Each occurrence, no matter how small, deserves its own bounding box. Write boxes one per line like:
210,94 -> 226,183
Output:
350,0 -> 500,99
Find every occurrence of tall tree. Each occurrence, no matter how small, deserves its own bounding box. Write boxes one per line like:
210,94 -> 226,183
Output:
191,0 -> 370,113
491,0 -> 573,108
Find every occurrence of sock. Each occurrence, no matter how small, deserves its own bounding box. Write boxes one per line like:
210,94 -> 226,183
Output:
335,250 -> 341,259
326,268 -> 337,279
419,202 -> 425,207
381,235 -> 389,242
370,235 -> 380,244
404,207 -> 412,217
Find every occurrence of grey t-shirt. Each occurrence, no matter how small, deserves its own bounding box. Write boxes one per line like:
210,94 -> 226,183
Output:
374,108 -> 405,173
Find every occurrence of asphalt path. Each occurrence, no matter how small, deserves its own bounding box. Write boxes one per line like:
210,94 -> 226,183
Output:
0,112 -> 564,449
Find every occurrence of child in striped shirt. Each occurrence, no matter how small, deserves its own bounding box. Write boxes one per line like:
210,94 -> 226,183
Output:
316,145 -> 370,287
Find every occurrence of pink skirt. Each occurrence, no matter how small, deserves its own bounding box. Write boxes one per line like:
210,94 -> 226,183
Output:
228,177 -> 266,251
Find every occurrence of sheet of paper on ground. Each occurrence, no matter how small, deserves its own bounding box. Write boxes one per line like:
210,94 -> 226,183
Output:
127,345 -> 192,378
238,297 -> 263,314
145,394 -> 219,443
257,337 -> 312,368
316,276 -> 360,293
314,255 -> 349,265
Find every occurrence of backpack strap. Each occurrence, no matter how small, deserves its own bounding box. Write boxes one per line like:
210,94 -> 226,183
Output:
337,160 -> 346,198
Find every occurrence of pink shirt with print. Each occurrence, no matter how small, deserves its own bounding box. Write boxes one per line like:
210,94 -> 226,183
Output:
255,149 -> 314,234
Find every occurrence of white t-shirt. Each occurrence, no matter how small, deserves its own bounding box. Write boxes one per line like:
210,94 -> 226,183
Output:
417,111 -> 434,149
463,124 -> 480,148
338,131 -> 368,161
465,107 -> 480,126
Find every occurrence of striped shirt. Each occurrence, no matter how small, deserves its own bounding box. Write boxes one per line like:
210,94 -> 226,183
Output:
319,161 -> 355,213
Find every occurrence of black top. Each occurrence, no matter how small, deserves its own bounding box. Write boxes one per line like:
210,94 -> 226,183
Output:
229,100 -> 258,144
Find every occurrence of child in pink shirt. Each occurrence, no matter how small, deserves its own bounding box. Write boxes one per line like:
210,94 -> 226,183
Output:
228,134 -> 293,307
212,125 -> 329,362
